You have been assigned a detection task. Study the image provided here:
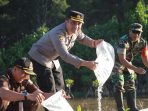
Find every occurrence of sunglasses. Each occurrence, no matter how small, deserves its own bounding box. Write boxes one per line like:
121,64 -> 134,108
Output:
132,30 -> 141,34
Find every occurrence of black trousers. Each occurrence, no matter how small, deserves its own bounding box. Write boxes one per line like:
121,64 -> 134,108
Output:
30,58 -> 65,93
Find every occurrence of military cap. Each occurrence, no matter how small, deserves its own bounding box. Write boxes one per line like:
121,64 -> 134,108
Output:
67,10 -> 84,23
14,57 -> 36,76
130,23 -> 143,32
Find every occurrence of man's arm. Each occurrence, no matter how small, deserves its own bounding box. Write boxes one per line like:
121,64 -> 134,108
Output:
0,87 -> 46,103
0,87 -> 25,101
77,32 -> 103,48
32,89 -> 53,100
118,54 -> 146,74
93,39 -> 103,48
79,60 -> 97,70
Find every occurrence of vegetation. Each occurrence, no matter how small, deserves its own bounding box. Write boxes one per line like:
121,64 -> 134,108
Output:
92,79 -> 99,88
0,0 -> 148,97
77,105 -> 81,111
65,79 -> 74,87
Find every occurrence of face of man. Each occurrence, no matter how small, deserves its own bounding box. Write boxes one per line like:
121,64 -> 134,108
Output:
129,30 -> 142,42
66,19 -> 82,35
13,66 -> 30,83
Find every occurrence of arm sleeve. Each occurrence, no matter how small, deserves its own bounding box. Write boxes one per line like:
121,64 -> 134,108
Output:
77,32 -> 94,48
117,39 -> 127,55
50,33 -> 84,68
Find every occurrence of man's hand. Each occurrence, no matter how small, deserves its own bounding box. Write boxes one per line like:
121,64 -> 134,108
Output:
93,39 -> 103,48
134,67 -> 146,74
118,54 -> 146,74
61,90 -> 71,99
27,92 -> 45,103
80,61 -> 98,70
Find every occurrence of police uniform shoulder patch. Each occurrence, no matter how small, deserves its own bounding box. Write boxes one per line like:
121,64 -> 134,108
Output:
59,35 -> 65,41
118,35 -> 129,48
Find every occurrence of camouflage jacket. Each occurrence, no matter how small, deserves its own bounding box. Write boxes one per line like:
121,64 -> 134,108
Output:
113,34 -> 147,74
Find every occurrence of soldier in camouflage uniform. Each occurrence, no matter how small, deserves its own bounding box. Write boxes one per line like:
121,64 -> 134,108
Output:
112,23 -> 148,111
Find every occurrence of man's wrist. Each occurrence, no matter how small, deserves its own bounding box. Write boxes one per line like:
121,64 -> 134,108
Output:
22,90 -> 28,100
80,61 -> 87,67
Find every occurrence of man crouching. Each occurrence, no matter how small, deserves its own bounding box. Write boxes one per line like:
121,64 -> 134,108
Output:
0,57 -> 52,111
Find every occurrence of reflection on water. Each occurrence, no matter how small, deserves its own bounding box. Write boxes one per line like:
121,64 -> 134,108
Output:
68,97 -> 148,111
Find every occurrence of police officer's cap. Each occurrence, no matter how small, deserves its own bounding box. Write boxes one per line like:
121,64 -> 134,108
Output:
14,57 -> 36,76
67,10 -> 84,23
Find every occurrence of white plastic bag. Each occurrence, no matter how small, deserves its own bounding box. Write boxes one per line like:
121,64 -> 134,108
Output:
94,41 -> 115,111
94,41 -> 115,88
140,108 -> 148,111
41,90 -> 74,111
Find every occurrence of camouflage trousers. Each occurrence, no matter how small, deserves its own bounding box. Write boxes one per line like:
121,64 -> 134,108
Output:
111,70 -> 137,92
111,70 -> 139,111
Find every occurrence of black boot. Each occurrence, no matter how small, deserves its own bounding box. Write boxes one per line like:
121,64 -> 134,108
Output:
126,90 -> 139,111
114,91 -> 125,111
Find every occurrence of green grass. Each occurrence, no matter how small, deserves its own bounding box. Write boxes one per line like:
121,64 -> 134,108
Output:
37,97 -> 148,111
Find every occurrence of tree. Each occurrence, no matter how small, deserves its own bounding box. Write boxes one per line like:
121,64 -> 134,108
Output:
0,0 -> 68,47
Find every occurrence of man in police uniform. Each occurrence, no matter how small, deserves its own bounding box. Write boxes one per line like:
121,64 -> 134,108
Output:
28,10 -> 102,96
0,57 -> 52,111
112,23 -> 148,111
